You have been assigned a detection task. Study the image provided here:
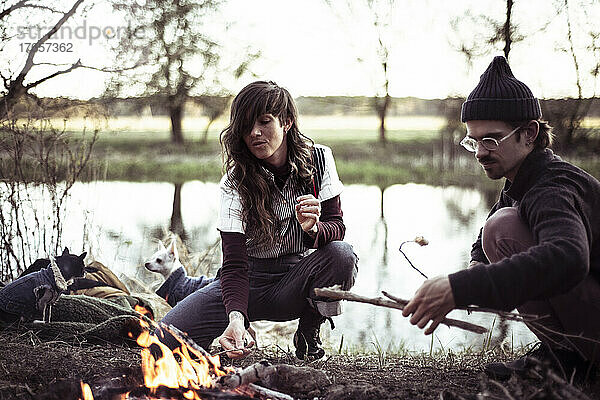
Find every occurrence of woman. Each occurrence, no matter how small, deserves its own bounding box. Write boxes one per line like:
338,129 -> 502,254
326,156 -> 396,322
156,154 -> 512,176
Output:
155,81 -> 358,360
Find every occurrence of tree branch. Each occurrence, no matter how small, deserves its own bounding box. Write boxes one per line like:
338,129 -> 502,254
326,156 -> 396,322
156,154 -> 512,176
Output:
242,384 -> 294,400
314,286 -> 488,334
381,290 -> 541,323
159,323 -> 218,367
160,323 -> 293,400
0,0 -> 27,20
564,0 -> 583,99
0,0 -> 61,19
12,0 -> 85,89
25,59 -> 82,90
32,61 -> 143,74
1,0 -> 60,20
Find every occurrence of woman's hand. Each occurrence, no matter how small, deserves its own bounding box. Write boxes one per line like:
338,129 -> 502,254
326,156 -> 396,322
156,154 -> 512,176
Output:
218,311 -> 255,359
295,195 -> 321,235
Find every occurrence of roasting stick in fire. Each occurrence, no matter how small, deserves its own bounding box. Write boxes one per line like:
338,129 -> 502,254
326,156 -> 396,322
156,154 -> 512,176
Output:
160,323 -> 219,366
160,323 -> 293,400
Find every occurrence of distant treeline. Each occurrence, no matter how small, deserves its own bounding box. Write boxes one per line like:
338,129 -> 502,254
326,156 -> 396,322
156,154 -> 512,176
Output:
10,95 -> 600,118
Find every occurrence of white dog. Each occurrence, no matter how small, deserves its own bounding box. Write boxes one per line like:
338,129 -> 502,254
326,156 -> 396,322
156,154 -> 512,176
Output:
144,240 -> 182,280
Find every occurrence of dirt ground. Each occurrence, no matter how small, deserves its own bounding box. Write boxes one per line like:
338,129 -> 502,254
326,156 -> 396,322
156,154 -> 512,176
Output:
0,330 -> 598,400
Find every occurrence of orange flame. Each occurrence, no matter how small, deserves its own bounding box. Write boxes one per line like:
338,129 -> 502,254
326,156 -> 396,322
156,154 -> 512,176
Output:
135,319 -> 232,398
135,304 -> 154,320
79,381 -> 94,400
84,319 -> 234,399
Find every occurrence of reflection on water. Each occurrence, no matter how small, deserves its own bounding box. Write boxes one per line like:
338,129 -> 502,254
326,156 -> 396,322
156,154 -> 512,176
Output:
34,181 -> 537,352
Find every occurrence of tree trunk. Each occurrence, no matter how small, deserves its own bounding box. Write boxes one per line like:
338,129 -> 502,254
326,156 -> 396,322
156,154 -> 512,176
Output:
202,119 -> 214,144
1,85 -> 27,120
377,94 -> 391,143
169,182 -> 187,240
503,0 -> 513,59
169,103 -> 185,144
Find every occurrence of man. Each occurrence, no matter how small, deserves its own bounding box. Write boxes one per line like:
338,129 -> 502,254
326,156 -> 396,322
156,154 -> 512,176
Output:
402,56 -> 600,381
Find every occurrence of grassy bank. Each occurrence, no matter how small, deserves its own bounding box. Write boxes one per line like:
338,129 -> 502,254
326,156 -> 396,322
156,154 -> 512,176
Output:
83,115 -> 488,190
90,137 -> 507,195
91,134 -> 599,197
6,115 -> 600,189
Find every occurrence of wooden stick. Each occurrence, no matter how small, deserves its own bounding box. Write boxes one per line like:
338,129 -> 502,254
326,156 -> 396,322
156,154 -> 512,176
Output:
528,357 -> 594,400
216,361 -> 277,389
398,241 -> 429,279
381,290 -> 538,323
244,383 -> 294,400
314,286 -> 488,334
160,323 -> 218,369
159,324 -> 292,399
380,291 -> 408,306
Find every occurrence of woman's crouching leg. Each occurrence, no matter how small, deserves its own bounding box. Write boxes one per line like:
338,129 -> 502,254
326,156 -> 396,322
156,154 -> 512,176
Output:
152,280 -> 228,354
304,241 -> 358,317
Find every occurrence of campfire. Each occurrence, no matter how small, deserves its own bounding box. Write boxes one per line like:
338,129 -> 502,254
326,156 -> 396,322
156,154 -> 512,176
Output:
78,316 -> 292,400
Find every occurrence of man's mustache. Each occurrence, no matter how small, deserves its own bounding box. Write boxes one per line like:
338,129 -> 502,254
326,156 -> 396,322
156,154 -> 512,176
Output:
478,156 -> 495,164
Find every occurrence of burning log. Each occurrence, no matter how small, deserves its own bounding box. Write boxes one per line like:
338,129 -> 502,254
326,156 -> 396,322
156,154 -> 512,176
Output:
314,286 -> 488,334
76,318 -> 296,400
159,323 -> 294,400
217,361 -> 277,388
159,323 -> 221,369
216,362 -> 331,399
119,385 -> 254,400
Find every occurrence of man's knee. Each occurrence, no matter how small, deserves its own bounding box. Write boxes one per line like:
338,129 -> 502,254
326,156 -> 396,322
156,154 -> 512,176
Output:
482,207 -> 535,262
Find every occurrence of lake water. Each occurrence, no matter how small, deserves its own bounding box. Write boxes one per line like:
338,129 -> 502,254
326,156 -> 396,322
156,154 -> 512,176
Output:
5,181 -> 537,353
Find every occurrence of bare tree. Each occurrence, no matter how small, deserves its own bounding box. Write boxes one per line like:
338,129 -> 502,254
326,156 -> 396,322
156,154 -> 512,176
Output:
0,0 -> 101,279
107,0 -> 221,144
541,0 -> 599,153
450,0 -> 525,65
193,94 -> 230,144
0,0 -> 86,118
107,0 -> 256,145
438,97 -> 464,170
169,182 -> 187,240
0,115 -> 99,280
325,0 -> 394,143
450,0 -> 600,152
373,22 -> 391,143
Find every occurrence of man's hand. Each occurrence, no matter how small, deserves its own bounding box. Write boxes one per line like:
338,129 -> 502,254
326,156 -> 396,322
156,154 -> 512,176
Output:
295,194 -> 320,235
402,276 -> 456,335
218,311 -> 255,359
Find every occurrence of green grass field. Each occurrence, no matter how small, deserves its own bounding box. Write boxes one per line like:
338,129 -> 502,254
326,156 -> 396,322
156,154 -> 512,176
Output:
55,115 -> 446,141
11,115 -> 600,187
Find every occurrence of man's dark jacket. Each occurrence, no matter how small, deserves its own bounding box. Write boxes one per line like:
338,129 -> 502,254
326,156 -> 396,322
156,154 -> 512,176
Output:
449,148 -> 600,310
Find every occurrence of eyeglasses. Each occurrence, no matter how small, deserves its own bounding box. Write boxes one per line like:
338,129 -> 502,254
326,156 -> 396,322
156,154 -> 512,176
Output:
460,126 -> 523,152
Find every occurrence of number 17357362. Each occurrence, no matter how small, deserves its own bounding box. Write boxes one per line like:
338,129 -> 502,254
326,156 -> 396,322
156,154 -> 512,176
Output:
19,42 -> 74,53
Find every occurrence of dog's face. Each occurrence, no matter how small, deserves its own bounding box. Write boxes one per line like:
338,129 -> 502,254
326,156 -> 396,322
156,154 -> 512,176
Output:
144,240 -> 179,276
55,247 -> 87,281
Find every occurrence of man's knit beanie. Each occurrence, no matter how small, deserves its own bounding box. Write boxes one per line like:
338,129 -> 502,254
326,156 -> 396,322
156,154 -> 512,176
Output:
461,56 -> 541,122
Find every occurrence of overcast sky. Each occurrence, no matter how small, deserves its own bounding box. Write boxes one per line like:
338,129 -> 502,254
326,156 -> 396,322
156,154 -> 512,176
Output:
4,0 -> 600,100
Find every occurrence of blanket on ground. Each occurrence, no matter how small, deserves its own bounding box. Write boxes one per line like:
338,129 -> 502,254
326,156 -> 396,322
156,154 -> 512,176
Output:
0,294 -> 152,344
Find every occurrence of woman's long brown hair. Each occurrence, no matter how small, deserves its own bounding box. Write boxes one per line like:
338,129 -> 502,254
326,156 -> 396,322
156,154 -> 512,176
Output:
220,81 -> 314,247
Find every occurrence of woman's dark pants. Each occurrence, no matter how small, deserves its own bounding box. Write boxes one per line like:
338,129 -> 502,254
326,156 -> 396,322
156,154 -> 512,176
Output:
154,241 -> 358,350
